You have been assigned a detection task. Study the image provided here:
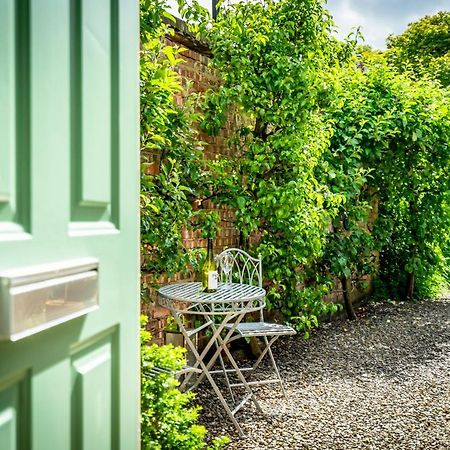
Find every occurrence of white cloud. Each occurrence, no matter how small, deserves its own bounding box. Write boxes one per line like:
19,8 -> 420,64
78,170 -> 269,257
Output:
326,0 -> 450,49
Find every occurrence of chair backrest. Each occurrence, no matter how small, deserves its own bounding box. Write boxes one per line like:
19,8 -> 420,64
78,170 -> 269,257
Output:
216,248 -> 262,288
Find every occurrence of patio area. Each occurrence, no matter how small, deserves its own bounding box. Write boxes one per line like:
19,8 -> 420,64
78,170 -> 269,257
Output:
198,298 -> 450,449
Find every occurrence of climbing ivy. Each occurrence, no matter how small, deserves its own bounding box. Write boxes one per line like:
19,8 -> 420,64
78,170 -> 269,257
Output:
141,0 -> 450,336
180,0 -> 352,332
366,65 -> 450,299
321,59 -> 450,300
140,0 -> 219,287
178,0 -> 450,320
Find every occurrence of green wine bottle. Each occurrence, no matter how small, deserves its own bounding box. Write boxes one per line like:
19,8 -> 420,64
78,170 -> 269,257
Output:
202,238 -> 218,292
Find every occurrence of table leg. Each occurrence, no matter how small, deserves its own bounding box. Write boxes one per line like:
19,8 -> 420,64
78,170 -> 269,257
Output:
192,305 -> 263,414
180,313 -> 230,390
187,310 -> 236,388
207,312 -> 263,414
165,306 -> 246,436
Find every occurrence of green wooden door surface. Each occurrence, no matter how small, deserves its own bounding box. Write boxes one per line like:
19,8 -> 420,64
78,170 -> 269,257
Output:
0,1 -> 140,449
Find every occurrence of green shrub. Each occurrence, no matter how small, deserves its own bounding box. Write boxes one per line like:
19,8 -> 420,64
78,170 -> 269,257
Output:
179,0 -> 450,310
386,11 -> 450,87
140,316 -> 229,450
321,59 -> 450,300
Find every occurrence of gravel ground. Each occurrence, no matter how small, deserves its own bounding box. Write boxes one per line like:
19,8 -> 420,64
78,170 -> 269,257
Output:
197,298 -> 450,449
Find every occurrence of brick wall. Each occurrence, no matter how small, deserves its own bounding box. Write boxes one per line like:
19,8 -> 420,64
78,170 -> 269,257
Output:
142,21 -> 376,341
142,22 -> 242,343
167,24 -> 242,251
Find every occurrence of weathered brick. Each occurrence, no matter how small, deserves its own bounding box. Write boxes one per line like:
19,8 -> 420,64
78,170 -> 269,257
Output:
143,26 -> 354,339
152,305 -> 170,319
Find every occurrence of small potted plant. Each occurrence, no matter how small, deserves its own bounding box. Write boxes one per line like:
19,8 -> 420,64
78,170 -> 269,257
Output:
164,316 -> 184,347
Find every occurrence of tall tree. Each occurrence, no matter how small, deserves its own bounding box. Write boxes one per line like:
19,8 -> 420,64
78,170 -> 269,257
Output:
179,0 -> 349,331
386,11 -> 450,87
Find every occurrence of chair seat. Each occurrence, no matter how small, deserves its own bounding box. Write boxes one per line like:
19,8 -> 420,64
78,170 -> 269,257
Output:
225,321 -> 296,337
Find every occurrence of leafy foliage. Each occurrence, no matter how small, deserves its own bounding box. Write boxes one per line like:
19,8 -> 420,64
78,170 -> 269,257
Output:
307,63 -> 378,319
386,11 -> 450,87
179,0 -> 353,331
140,0 -> 219,286
141,0 -> 450,342
367,66 -> 450,299
181,1 -> 450,312
322,60 -> 450,300
140,316 -> 229,450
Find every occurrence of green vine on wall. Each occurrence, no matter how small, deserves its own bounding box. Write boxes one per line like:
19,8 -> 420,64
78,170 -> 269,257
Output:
177,0 -> 450,327
180,0 -> 354,333
140,0 -> 219,290
141,0 -> 450,339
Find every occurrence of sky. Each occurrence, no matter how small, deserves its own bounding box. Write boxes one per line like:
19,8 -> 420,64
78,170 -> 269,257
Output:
166,0 -> 450,50
325,0 -> 450,49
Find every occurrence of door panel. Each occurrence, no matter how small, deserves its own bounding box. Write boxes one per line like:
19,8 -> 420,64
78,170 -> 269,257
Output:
0,0 -> 30,237
0,372 -> 29,450
0,0 -> 140,448
72,334 -> 116,450
80,0 -> 112,207
0,388 -> 18,450
0,0 -> 16,217
70,0 -> 120,228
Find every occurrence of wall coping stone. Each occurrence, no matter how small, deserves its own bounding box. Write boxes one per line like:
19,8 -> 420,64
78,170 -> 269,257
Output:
163,16 -> 212,57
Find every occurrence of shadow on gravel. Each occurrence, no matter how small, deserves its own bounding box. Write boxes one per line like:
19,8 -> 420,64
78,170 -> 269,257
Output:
199,299 -> 450,449
276,299 -> 450,382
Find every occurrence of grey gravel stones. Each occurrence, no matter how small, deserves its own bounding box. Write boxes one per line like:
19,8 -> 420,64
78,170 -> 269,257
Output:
198,298 -> 450,449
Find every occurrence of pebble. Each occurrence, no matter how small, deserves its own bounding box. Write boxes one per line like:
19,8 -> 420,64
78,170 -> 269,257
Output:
197,298 -> 450,450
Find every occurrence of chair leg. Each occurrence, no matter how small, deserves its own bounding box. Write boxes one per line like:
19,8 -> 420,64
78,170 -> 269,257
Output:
263,336 -> 287,398
250,335 -> 279,373
221,334 -> 288,397
245,336 -> 286,397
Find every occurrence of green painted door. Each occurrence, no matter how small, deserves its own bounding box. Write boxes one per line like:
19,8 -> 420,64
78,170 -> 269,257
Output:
0,1 -> 140,449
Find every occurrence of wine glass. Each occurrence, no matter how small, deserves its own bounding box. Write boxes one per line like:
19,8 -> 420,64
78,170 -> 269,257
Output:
220,254 -> 233,290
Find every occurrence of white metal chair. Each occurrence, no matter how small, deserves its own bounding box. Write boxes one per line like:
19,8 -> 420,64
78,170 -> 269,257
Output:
215,248 -> 296,398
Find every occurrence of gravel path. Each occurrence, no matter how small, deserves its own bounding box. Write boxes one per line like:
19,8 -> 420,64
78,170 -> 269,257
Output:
198,298 -> 450,449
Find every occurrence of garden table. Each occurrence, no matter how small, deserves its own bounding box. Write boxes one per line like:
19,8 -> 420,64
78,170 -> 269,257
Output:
157,281 -> 266,436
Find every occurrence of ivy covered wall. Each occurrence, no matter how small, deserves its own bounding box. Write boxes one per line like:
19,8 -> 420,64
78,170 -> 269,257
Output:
140,0 -> 450,341
140,19 -> 367,341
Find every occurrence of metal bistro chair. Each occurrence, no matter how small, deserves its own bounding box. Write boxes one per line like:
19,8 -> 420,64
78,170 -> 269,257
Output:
215,248 -> 296,398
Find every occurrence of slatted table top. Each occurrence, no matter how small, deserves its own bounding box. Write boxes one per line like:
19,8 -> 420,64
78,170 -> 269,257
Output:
158,281 -> 265,305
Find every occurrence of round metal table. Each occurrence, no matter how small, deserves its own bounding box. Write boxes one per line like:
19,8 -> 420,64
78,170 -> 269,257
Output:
158,281 -> 266,314
157,281 -> 266,436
